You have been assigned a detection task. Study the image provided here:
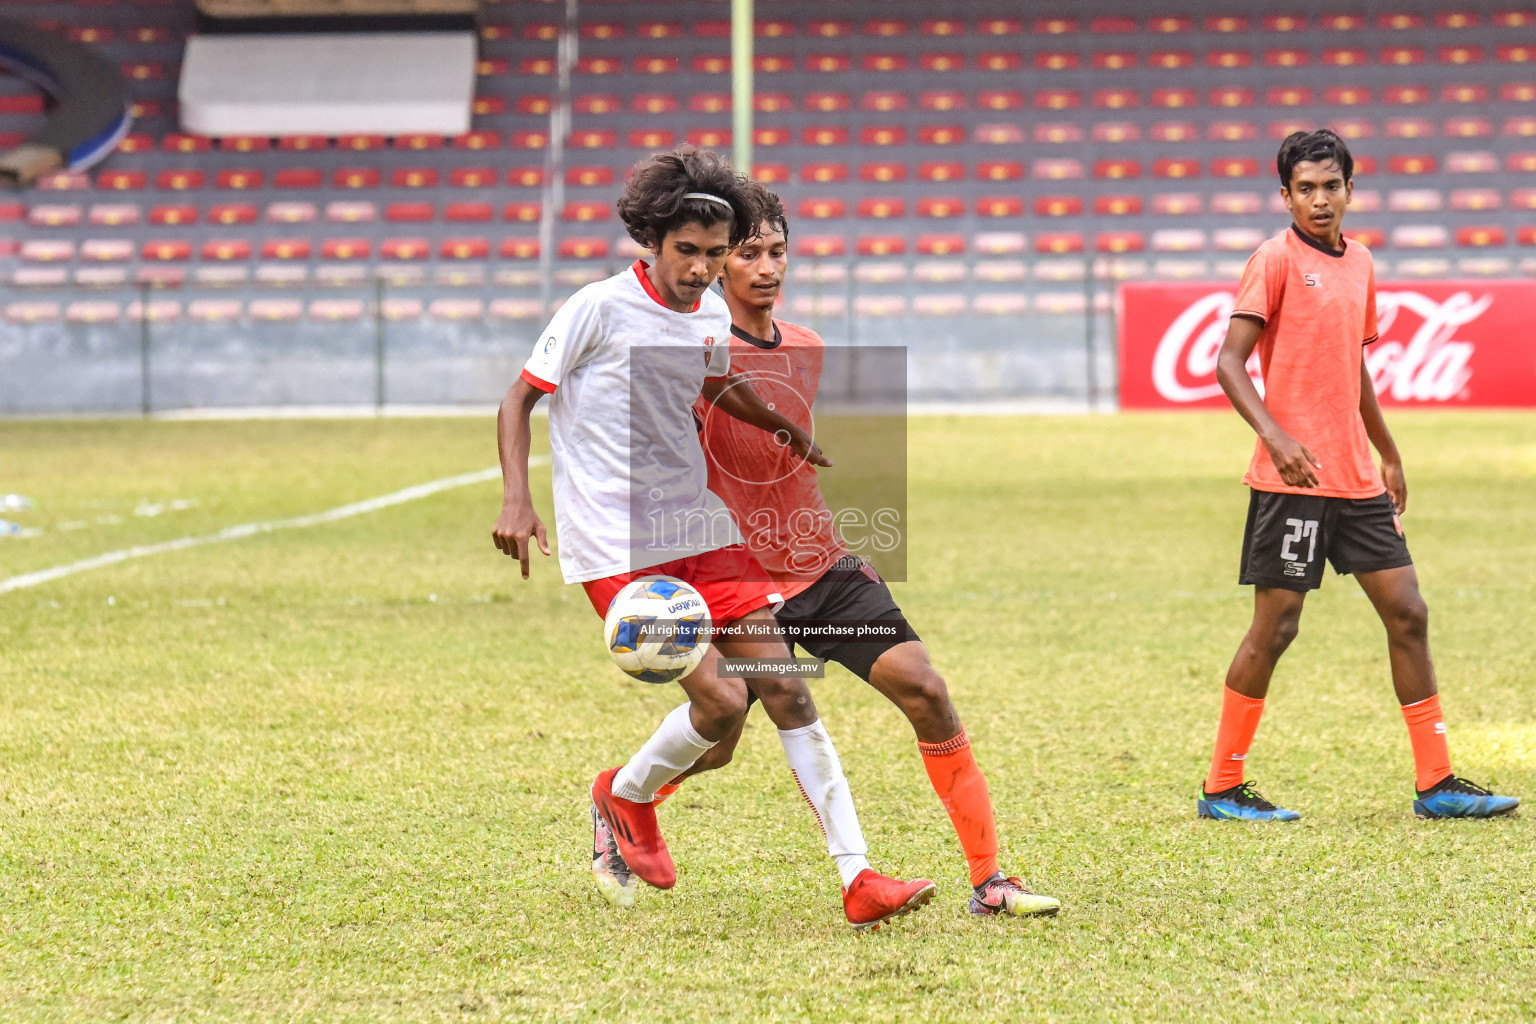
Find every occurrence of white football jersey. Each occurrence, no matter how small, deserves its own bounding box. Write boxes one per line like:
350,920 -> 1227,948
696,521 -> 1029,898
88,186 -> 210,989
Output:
521,261 -> 741,583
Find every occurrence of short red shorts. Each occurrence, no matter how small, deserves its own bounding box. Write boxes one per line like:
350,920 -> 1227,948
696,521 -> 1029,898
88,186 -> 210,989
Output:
582,544 -> 784,623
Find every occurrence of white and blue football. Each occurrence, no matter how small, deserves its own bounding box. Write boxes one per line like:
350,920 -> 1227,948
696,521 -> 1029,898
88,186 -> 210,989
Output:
603,575 -> 712,684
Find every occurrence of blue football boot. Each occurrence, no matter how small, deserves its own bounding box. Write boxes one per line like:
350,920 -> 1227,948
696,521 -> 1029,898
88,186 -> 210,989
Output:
1198,781 -> 1301,822
1413,775 -> 1520,819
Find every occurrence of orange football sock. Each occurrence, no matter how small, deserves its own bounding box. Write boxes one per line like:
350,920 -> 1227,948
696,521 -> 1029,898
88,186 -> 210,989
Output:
651,781 -> 681,805
1206,686 -> 1266,793
1401,694 -> 1453,792
918,729 -> 999,887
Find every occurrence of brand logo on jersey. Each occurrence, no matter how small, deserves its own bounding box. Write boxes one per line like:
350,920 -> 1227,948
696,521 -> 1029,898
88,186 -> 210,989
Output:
542,335 -> 556,353
1148,290 -> 1490,404
1303,273 -> 1321,287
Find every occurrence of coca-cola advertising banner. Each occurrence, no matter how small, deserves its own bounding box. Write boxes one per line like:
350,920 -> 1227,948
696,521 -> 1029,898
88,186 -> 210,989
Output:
1119,281 -> 1536,409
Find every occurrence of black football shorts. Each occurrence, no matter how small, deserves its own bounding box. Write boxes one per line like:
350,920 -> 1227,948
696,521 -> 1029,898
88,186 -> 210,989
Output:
777,556 -> 920,681
1239,489 -> 1413,592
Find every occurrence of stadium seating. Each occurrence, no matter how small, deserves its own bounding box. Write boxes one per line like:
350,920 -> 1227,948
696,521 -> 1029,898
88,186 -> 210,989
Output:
2,0 -> 1534,337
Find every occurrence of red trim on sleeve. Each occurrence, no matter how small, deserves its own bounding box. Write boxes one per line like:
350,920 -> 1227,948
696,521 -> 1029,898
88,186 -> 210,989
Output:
632,259 -> 702,313
520,368 -> 556,393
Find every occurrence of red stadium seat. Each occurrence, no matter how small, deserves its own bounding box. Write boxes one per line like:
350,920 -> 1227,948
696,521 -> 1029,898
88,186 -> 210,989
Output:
337,134 -> 386,151
687,129 -> 732,148
385,202 -> 434,223
860,126 -> 907,146
381,238 -> 431,260
1499,45 -> 1536,63
209,203 -> 257,225
638,93 -> 682,114
1032,89 -> 1081,110
800,198 -> 846,219
976,196 -> 1024,217
1207,15 -> 1249,31
98,170 -> 147,191
1325,86 -> 1371,106
978,52 -> 1022,72
567,166 -> 615,187
1152,88 -> 1199,109
1150,50 -> 1194,70
1440,45 -> 1484,64
920,90 -> 967,111
917,197 -> 963,218
1093,89 -> 1138,109
1504,83 -> 1536,102
1090,17 -> 1135,33
441,238 -> 490,260
1212,157 -> 1260,178
805,54 -> 850,73
1153,122 -> 1200,142
266,202 -> 316,224
1033,158 -> 1083,180
451,167 -> 498,188
1095,195 -> 1143,215
1331,119 -> 1374,140
857,198 -> 905,218
87,203 -> 140,226
1505,117 -> 1536,137
802,162 -> 849,183
976,124 -> 1024,144
1389,154 -> 1438,174
1380,13 -> 1423,29
805,92 -> 851,112
396,135 -> 444,151
755,93 -> 794,113
1151,229 -> 1206,253
558,238 -> 610,259
1094,159 -> 1140,179
753,164 -> 790,183
920,53 -> 965,72
261,239 -> 311,261
1035,17 -> 1077,34
861,53 -> 909,72
391,168 -> 439,188
1035,196 -> 1083,217
1323,48 -> 1368,67
859,162 -> 906,182
1091,122 -> 1139,142
1093,51 -> 1137,70
445,202 -> 494,223
1265,49 -> 1308,68
856,235 -> 906,256
569,130 -> 616,150
806,20 -> 851,38
202,240 -> 251,261
917,234 -> 965,255
155,170 -> 204,191
919,125 -> 965,145
1267,87 -> 1312,107
803,127 -> 849,146
1520,226 -> 1536,246
575,95 -> 623,115
1097,231 -> 1145,253
795,235 -> 846,257
917,162 -> 963,182
515,95 -> 552,115
1264,15 -> 1306,30
319,237 -> 369,260
692,56 -> 731,74
1150,16 -> 1192,32
147,204 -> 195,226
631,57 -> 676,75
756,20 -> 795,38
1435,11 -> 1478,28
1036,51 -> 1080,71
500,239 -> 540,260
977,161 -> 1023,181
1210,87 -> 1255,107
1211,192 -> 1262,214
331,168 -> 378,189
275,169 -> 323,189
1035,232 -> 1084,254
1443,83 -> 1488,104
1037,122 -> 1084,143
161,134 -> 211,154
1154,159 -> 1201,179
1209,121 -> 1257,142
504,202 -> 542,223
216,170 -> 264,190
1384,85 -> 1432,104
1446,152 -> 1498,173
1387,118 -> 1435,139
141,240 -> 192,261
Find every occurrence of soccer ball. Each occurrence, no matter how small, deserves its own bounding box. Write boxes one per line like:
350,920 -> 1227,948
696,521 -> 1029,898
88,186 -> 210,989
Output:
603,576 -> 712,684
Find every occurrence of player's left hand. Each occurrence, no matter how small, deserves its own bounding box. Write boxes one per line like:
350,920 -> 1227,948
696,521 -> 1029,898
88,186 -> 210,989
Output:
1382,457 -> 1407,514
780,425 -> 832,468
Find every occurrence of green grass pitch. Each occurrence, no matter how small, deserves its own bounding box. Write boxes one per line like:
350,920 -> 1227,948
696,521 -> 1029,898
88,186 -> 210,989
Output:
1,412 -> 1532,1023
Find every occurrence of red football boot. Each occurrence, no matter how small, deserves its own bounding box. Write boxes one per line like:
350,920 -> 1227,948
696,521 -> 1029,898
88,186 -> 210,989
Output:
841,869 -> 937,931
590,766 -> 677,889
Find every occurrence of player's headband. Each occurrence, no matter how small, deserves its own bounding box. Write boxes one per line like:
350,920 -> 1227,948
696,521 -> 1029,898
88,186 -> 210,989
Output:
683,192 -> 734,212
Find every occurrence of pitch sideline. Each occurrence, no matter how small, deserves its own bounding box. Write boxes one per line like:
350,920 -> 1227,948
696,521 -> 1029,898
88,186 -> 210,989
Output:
0,457 -> 547,595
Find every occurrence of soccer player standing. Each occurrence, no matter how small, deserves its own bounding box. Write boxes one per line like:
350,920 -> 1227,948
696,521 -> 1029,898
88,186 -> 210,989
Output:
1199,130 -> 1520,821
624,186 -> 1059,916
492,149 -> 935,928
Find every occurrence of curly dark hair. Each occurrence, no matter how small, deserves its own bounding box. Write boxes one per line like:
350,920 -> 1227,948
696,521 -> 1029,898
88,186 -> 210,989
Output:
743,179 -> 789,243
617,147 -> 759,250
1277,129 -> 1354,188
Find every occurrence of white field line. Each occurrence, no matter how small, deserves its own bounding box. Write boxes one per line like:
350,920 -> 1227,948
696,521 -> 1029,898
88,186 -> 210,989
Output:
0,458 -> 546,596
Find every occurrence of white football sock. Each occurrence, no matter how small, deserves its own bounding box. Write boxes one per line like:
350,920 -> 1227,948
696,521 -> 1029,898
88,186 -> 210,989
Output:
778,719 -> 872,888
611,703 -> 717,803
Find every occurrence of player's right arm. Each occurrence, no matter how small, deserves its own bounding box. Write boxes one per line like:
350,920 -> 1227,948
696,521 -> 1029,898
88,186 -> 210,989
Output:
492,378 -> 551,579
1218,247 -> 1321,489
1218,317 -> 1321,488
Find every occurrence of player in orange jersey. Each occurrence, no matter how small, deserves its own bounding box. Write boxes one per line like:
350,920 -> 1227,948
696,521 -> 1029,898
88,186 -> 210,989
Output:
609,184 -> 1059,917
1200,129 -> 1519,821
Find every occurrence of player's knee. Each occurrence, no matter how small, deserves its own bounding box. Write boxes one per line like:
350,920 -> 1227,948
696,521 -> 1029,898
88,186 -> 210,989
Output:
1387,596 -> 1430,643
749,674 -> 813,712
691,680 -> 749,734
901,667 -> 952,719
1265,613 -> 1302,657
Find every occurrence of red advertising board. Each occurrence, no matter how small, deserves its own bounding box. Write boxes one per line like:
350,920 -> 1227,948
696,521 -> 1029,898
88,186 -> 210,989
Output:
1119,280 -> 1536,408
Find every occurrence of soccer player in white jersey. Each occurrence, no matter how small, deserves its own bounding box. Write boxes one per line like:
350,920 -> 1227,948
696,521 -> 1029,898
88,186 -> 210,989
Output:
492,149 -> 935,929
